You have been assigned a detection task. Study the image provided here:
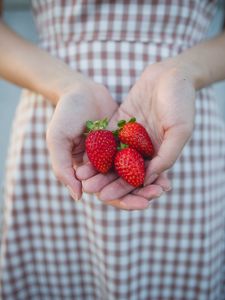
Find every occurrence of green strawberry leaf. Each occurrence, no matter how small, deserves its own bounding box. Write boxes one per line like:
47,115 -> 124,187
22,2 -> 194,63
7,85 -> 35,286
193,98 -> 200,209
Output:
117,120 -> 126,128
128,117 -> 136,123
118,142 -> 128,150
100,118 -> 109,129
113,129 -> 119,137
85,118 -> 109,132
86,120 -> 94,131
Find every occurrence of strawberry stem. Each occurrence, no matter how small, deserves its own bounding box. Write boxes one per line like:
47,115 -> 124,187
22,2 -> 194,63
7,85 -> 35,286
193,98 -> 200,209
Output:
85,118 -> 109,132
128,117 -> 136,123
113,129 -> 119,137
117,117 -> 136,129
117,120 -> 126,128
118,142 -> 128,150
86,120 -> 95,131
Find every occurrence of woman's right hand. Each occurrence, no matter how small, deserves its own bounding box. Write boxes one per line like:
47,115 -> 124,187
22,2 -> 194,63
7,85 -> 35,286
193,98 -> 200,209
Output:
46,76 -> 118,200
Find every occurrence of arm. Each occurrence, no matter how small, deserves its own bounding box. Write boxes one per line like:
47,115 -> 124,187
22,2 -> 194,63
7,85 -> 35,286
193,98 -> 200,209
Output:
175,31 -> 225,90
0,19 -> 119,201
0,17 -> 170,209
1,21 -> 224,104
144,32 -> 225,185
0,0 -> 2,17
77,31 -> 225,207
0,20 -> 83,105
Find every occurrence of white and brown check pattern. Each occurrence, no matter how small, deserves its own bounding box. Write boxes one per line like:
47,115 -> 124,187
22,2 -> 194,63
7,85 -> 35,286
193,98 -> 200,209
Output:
1,1 -> 225,299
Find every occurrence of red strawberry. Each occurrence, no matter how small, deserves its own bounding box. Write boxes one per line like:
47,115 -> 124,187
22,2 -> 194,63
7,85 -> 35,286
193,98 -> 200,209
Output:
117,118 -> 154,158
114,147 -> 145,187
85,119 -> 117,173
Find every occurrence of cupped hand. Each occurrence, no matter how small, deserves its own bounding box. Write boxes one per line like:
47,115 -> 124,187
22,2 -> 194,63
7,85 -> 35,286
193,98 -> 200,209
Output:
77,59 -> 196,209
46,75 -> 118,200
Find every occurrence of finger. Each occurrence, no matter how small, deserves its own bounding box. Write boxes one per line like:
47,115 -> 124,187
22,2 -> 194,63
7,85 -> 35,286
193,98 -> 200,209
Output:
132,184 -> 163,199
82,151 -> 89,163
76,163 -> 98,180
144,125 -> 191,185
46,134 -> 82,201
102,195 -> 149,210
132,173 -> 171,199
154,172 -> 172,192
99,177 -> 135,201
107,107 -> 130,131
82,172 -> 118,193
72,153 -> 85,168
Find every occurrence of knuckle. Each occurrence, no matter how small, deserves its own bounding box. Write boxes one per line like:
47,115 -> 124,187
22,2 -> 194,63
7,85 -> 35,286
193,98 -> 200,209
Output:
160,162 -> 170,172
46,126 -> 54,145
46,128 -> 51,146
98,83 -> 108,94
164,160 -> 174,170
177,123 -> 194,139
182,124 -> 193,137
157,154 -> 174,172
46,126 -> 60,148
53,166 -> 64,182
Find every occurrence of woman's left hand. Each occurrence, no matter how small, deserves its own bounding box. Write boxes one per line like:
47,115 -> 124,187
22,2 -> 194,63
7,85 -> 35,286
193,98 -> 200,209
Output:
77,59 -> 196,210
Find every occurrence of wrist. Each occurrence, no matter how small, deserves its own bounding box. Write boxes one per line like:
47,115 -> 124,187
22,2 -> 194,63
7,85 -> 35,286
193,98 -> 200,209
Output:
166,39 -> 221,91
164,56 -> 204,91
43,68 -> 89,105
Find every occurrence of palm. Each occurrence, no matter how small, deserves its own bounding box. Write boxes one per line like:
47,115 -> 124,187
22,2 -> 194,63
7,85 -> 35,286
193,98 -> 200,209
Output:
77,61 -> 195,209
47,80 -> 118,199
119,62 -> 195,156
63,84 -> 118,166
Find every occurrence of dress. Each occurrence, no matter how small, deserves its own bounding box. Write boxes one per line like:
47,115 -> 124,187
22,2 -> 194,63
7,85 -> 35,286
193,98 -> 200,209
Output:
1,0 -> 225,299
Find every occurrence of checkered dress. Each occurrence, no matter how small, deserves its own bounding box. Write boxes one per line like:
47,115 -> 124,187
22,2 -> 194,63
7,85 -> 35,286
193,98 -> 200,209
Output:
1,1 -> 225,299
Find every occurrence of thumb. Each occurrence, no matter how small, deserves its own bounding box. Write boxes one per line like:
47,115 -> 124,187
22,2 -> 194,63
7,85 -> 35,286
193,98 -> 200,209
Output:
46,130 -> 82,201
144,124 -> 192,185
107,106 -> 131,131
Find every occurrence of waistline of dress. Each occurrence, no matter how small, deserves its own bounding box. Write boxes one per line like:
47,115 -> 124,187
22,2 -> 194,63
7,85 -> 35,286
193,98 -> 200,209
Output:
38,37 -> 198,58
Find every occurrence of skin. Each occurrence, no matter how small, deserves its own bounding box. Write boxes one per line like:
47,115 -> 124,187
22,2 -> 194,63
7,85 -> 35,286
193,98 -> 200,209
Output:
0,17 -> 225,210
76,60 -> 195,209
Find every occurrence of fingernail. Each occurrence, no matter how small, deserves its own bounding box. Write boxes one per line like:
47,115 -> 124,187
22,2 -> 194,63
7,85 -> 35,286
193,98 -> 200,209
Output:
66,185 -> 79,201
155,190 -> 163,198
144,173 -> 158,186
122,199 -> 149,210
164,185 -> 172,192
147,201 -> 154,208
119,201 -> 129,210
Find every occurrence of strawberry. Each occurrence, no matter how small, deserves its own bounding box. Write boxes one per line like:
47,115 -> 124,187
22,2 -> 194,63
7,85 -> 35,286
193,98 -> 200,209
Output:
116,118 -> 154,158
114,146 -> 145,187
85,118 -> 117,173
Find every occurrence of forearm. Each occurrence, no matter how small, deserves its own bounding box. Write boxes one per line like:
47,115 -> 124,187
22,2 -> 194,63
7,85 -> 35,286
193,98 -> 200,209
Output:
0,20 -> 83,105
172,31 -> 225,90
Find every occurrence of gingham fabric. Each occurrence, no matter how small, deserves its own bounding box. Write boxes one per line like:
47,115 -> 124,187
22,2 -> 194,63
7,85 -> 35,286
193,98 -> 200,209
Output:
1,0 -> 225,299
